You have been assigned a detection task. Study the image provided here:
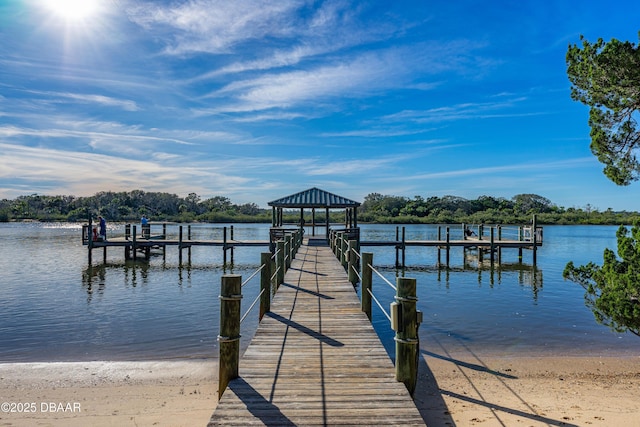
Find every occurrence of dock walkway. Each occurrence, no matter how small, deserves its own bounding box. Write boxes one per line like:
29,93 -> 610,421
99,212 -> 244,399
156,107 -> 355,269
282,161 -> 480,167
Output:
208,237 -> 425,426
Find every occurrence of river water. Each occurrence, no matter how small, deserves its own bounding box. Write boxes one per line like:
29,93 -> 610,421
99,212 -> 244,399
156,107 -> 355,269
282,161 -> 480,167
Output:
0,222 -> 638,362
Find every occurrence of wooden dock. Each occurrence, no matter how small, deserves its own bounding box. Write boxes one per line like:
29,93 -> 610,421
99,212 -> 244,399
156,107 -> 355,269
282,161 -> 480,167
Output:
82,223 -> 272,264
208,237 -> 425,426
82,221 -> 542,268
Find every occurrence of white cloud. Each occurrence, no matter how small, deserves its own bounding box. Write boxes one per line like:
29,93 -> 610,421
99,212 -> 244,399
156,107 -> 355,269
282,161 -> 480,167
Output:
20,90 -> 140,111
382,97 -> 540,124
58,93 -> 140,111
320,129 -> 429,138
205,50 -> 408,112
128,0 -> 306,55
0,142 -> 250,198
400,157 -> 597,181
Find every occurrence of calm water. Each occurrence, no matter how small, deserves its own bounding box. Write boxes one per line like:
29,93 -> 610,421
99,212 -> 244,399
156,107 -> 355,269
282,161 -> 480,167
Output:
0,222 -> 638,362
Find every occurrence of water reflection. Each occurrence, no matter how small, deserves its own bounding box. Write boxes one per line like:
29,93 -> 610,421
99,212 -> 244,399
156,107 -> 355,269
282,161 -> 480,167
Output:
82,264 -> 106,303
4,222 -> 640,362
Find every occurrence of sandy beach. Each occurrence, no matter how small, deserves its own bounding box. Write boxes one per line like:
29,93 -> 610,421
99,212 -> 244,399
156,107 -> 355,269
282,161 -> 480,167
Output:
415,354 -> 640,427
1,355 -> 638,427
0,360 -> 218,427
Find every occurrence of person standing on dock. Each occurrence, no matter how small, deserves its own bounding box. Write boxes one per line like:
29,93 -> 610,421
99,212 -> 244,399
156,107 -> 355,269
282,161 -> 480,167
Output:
98,216 -> 107,241
141,215 -> 150,238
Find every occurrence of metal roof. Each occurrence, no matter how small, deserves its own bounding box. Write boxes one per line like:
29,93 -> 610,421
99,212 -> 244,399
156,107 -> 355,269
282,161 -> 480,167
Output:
268,187 -> 361,208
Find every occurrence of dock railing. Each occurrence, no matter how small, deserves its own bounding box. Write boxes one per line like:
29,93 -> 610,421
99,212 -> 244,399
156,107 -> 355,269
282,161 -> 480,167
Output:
331,232 -> 421,396
217,230 -> 302,399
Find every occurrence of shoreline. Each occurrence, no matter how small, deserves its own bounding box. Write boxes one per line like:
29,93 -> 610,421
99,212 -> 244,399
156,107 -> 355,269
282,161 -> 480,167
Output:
1,354 -> 639,426
0,359 -> 218,427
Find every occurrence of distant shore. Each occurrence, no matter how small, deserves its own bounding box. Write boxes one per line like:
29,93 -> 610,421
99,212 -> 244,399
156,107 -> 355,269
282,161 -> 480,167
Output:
1,354 -> 638,427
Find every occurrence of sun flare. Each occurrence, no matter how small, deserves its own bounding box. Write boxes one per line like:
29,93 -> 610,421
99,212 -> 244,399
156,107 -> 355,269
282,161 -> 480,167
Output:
43,0 -> 101,21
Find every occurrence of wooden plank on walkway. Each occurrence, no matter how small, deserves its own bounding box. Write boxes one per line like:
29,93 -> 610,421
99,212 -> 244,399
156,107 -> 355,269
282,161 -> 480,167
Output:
209,238 -> 425,426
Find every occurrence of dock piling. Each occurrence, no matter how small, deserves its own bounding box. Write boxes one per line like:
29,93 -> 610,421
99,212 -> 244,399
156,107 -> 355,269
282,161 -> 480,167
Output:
133,225 -> 138,261
446,227 -> 450,268
490,227 -> 495,265
178,226 -> 183,265
395,226 -> 400,268
361,252 -> 373,320
218,274 -> 242,399
532,214 -> 538,265
395,277 -> 419,396
222,227 -> 227,265
259,252 -> 271,320
87,217 -> 93,265
402,226 -> 406,269
276,240 -> 285,288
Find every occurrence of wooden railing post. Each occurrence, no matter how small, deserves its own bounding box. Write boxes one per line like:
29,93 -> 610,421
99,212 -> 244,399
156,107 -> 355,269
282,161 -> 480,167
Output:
285,235 -> 292,269
347,239 -> 357,285
340,233 -> 348,269
361,252 -> 373,320
395,277 -> 418,396
218,274 -> 242,399
291,231 -> 298,256
259,252 -> 272,321
276,240 -> 285,287
289,233 -> 295,262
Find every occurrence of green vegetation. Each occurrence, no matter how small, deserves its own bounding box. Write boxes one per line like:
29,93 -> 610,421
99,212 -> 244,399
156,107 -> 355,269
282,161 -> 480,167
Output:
564,33 -> 640,337
0,191 -> 270,223
0,190 -> 638,225
564,223 -> 640,336
359,193 -> 638,225
566,33 -> 640,185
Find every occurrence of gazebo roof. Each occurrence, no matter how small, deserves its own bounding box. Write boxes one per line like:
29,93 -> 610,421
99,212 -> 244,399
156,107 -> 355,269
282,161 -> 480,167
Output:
268,187 -> 361,208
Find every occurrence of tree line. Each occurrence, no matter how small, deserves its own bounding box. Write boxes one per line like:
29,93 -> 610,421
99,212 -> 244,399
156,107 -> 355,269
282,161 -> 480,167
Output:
0,190 -> 269,223
1,190 -> 638,225
562,32 -> 640,337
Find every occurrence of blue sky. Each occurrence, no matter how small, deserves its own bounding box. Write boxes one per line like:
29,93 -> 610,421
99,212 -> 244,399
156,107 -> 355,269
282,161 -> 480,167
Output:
1,0 -> 639,210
